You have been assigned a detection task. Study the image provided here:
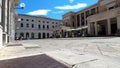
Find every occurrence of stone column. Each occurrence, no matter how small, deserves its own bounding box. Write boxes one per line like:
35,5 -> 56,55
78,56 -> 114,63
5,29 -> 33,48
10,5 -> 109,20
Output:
66,31 -> 68,38
88,22 -> 91,35
117,16 -> 120,29
94,22 -> 98,36
107,19 -> 111,35
117,16 -> 120,35
0,26 -> 3,46
80,14 -> 81,27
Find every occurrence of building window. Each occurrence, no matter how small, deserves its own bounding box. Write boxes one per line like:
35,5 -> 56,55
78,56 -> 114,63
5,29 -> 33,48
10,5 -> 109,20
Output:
86,10 -> 90,18
38,25 -> 41,29
52,22 -> 54,24
82,22 -> 84,26
26,24 -> 29,28
52,26 -> 54,28
32,20 -> 34,22
47,21 -> 49,23
72,15 -> 74,19
77,15 -> 80,27
47,25 -> 49,29
26,32 -> 29,39
32,24 -> 34,28
43,21 -> 45,23
26,19 -> 29,21
21,23 -> 23,27
38,20 -> 41,22
66,22 -> 67,26
43,25 -> 45,29
21,18 -> 23,21
73,22 -> 75,27
91,8 -> 96,15
86,21 -> 87,25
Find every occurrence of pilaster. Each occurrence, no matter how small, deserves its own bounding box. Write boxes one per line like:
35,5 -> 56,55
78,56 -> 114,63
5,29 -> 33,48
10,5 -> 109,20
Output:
107,18 -> 111,35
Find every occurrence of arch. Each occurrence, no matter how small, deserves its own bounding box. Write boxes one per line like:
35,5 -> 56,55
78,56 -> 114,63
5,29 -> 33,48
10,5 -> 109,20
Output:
20,32 -> 24,37
32,24 -> 34,28
26,32 -> 29,39
31,33 -> 34,39
47,33 -> 49,38
26,23 -> 29,28
21,23 -> 23,27
38,33 -> 41,39
38,25 -> 41,29
43,33 -> 46,39
47,25 -> 49,29
43,25 -> 45,29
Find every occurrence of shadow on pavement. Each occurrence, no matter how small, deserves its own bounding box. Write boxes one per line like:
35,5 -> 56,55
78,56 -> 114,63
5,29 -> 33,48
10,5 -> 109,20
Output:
0,54 -> 69,68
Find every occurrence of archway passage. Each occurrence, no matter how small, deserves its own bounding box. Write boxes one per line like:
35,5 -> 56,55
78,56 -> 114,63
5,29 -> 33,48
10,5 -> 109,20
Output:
26,33 -> 29,39
97,20 -> 107,36
47,33 -> 49,38
31,33 -> 34,39
43,33 -> 46,39
110,18 -> 117,35
38,33 -> 41,39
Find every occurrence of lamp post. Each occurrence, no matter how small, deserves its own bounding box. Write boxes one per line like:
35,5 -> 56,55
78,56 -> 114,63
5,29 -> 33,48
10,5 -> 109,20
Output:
20,3 -> 25,9
15,3 -> 25,9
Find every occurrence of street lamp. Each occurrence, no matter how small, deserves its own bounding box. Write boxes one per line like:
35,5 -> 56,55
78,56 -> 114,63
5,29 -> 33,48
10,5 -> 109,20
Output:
15,3 -> 25,9
20,3 -> 25,9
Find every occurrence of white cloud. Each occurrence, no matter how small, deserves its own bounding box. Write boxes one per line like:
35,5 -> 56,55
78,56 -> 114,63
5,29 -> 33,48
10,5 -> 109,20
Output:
27,9 -> 51,15
69,0 -> 74,3
55,3 -> 87,10
53,11 -> 64,14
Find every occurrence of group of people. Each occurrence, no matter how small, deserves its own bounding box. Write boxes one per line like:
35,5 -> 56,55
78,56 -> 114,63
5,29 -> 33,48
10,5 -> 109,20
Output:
15,36 -> 23,40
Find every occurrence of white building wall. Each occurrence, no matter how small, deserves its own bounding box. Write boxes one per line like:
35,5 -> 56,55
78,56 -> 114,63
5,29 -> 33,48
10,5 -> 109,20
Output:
0,26 -> 2,46
15,14 -> 62,39
0,0 -> 2,46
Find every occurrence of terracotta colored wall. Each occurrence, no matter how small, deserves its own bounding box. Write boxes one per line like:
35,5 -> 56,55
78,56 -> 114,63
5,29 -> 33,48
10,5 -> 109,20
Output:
98,0 -> 107,12
116,0 -> 120,7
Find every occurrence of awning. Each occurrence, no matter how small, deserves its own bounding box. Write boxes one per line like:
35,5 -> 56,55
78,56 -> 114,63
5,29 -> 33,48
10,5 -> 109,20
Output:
66,26 -> 88,31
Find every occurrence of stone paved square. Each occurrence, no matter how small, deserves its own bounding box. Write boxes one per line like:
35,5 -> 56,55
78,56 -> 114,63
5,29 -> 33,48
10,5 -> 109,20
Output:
0,37 -> 120,68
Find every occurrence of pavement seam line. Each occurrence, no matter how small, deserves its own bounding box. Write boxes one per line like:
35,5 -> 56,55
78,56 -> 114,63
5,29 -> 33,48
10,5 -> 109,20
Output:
97,45 -> 103,55
71,59 -> 98,68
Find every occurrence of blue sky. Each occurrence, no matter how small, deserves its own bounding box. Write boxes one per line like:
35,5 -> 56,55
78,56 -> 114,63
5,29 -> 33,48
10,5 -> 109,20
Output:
16,0 -> 98,20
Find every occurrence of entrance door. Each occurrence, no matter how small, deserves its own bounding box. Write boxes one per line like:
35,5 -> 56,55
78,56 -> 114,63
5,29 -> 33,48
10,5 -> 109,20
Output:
98,20 -> 107,36
38,33 -> 41,39
43,33 -> 46,39
110,18 -> 117,35
31,33 -> 34,39
26,33 -> 29,39
47,33 -> 49,38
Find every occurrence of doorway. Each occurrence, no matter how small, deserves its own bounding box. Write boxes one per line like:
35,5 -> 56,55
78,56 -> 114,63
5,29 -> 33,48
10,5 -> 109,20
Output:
98,20 -> 107,36
38,33 -> 41,39
43,33 -> 46,39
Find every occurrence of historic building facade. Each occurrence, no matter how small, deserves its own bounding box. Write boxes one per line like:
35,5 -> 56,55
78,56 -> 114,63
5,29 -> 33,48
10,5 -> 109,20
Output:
15,14 -> 62,39
0,0 -> 2,46
62,0 -> 120,37
0,0 -> 19,46
87,0 -> 120,36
